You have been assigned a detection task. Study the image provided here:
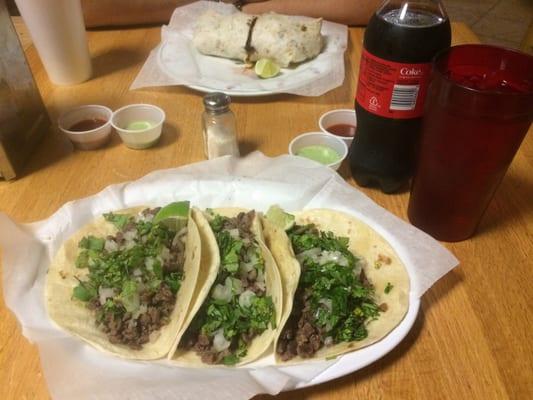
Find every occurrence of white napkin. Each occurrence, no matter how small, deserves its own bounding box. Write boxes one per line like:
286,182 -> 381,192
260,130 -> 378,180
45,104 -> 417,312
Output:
1,152 -> 458,400
130,1 -> 348,96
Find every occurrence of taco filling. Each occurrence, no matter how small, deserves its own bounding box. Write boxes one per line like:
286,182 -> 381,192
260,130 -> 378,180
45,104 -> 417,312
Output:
72,207 -> 188,350
276,223 -> 384,361
179,210 -> 276,365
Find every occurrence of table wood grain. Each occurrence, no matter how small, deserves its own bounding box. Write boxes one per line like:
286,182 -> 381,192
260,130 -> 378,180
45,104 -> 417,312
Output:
1,21 -> 531,400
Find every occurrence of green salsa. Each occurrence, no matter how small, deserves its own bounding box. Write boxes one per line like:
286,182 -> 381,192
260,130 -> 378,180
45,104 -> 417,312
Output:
126,120 -> 153,131
296,145 -> 340,165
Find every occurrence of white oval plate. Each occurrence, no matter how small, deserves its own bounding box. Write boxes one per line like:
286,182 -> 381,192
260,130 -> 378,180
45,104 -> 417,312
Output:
157,41 -> 336,97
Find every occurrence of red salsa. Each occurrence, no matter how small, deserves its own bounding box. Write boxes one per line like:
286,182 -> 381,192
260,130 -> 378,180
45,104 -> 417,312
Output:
69,118 -> 107,132
326,124 -> 356,138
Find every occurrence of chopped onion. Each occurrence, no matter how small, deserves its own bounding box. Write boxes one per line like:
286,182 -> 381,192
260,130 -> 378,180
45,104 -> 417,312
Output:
296,248 -> 321,263
132,304 -> 148,320
231,278 -> 243,295
256,268 -> 265,283
239,261 -> 254,274
212,280 -> 232,303
144,213 -> 154,222
104,239 -> 118,252
239,290 -> 256,308
324,336 -> 334,346
160,246 -> 171,261
247,247 -> 259,262
133,268 -> 142,277
99,287 -> 116,305
318,251 -> 348,267
319,298 -> 333,312
228,229 -> 240,239
172,227 -> 188,247
247,268 -> 257,281
124,230 -> 136,241
145,257 -> 154,271
255,281 -> 266,292
212,329 -> 231,352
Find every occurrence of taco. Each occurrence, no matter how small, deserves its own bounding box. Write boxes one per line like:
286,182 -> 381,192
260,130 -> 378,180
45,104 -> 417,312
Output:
263,207 -> 410,363
171,208 -> 282,366
45,201 -> 201,360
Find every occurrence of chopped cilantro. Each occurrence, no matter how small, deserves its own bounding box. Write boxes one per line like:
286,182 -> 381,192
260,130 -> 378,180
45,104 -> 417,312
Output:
217,231 -> 243,273
165,272 -> 183,294
222,354 -> 239,365
79,235 -> 105,251
75,251 -> 90,269
103,212 -> 132,230
287,224 -> 381,346
72,207 -> 185,321
384,282 -> 394,294
184,211 -> 276,364
209,213 -> 225,233
72,280 -> 96,302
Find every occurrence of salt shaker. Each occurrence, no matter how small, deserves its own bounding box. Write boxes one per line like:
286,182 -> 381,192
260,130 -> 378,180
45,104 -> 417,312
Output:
202,92 -> 240,159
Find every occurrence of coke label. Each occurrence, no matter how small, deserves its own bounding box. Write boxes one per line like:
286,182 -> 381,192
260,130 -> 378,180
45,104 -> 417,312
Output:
355,49 -> 432,119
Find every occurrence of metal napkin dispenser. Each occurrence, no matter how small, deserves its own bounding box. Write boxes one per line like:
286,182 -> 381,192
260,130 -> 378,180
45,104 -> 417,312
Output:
0,0 -> 49,180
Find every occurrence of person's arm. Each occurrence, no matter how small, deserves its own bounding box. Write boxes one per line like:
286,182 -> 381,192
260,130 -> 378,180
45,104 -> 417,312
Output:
242,0 -> 380,26
81,0 -> 193,28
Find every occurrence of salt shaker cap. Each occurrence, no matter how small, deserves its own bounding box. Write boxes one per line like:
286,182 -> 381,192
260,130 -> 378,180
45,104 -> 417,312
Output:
203,92 -> 231,113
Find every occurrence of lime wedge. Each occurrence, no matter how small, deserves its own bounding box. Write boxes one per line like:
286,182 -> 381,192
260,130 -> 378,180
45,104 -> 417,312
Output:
153,201 -> 190,231
265,205 -> 295,231
254,58 -> 280,79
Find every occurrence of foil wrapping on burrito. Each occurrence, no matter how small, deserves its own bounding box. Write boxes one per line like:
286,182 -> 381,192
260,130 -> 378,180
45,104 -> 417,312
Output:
192,10 -> 324,67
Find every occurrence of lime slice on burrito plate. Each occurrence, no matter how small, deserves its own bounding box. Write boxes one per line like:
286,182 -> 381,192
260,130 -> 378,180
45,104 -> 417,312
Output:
254,58 -> 280,79
153,201 -> 190,231
265,205 -> 295,231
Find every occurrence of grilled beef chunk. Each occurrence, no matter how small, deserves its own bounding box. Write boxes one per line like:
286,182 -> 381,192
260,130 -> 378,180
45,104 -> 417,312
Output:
276,286 -> 322,360
98,283 -> 176,350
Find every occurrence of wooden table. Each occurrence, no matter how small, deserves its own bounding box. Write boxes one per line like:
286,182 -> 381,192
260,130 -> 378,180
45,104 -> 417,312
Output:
1,21 -> 532,400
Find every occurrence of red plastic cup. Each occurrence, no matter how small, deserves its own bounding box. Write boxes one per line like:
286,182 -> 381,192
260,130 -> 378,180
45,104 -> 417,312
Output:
407,44 -> 533,242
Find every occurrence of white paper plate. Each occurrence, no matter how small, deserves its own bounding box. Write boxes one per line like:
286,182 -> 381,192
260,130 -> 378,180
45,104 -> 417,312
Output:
158,41 -> 341,97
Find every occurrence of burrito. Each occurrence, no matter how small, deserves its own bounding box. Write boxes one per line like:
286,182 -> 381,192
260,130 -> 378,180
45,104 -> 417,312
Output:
45,201 -> 201,360
170,208 -> 282,366
193,10 -> 323,67
263,207 -> 410,363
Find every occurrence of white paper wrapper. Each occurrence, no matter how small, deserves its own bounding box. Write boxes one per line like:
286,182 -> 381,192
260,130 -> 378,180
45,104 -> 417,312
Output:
1,152 -> 458,400
130,1 -> 348,96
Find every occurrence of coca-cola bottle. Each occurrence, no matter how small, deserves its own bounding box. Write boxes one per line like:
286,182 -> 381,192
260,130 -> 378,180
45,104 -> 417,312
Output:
350,0 -> 451,193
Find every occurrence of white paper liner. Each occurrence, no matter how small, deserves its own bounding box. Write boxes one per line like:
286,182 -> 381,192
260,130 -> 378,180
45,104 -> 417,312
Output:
1,152 -> 458,400
130,1 -> 348,96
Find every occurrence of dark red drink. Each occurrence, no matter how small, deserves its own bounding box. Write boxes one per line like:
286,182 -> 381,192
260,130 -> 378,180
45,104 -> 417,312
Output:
351,0 -> 451,193
408,45 -> 533,241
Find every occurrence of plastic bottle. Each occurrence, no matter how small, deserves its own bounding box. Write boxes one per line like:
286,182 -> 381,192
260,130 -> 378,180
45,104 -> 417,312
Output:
350,0 -> 451,193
